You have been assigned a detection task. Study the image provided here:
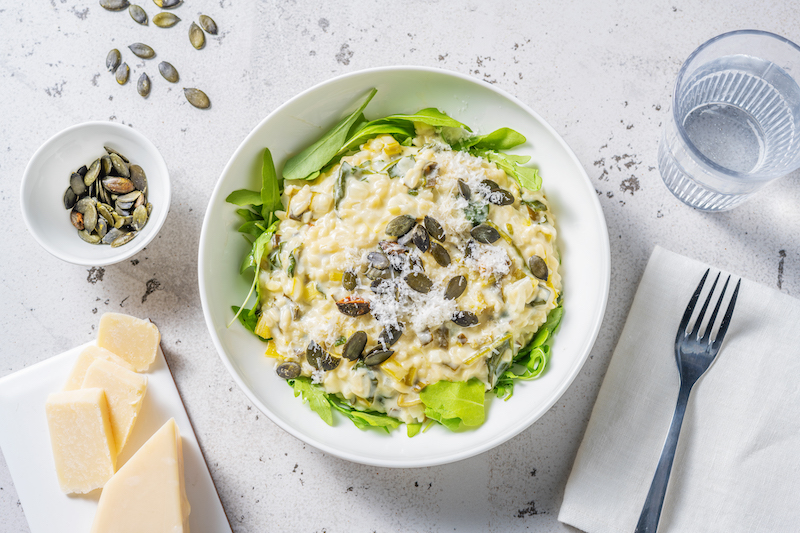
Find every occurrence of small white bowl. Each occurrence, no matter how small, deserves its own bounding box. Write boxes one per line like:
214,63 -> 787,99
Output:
20,122 -> 171,266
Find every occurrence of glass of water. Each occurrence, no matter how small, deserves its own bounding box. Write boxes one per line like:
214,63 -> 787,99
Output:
659,30 -> 800,211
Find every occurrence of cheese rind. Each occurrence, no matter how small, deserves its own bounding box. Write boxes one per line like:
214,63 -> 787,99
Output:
63,345 -> 136,391
81,358 -> 147,454
91,418 -> 191,533
45,388 -> 117,494
97,313 -> 161,372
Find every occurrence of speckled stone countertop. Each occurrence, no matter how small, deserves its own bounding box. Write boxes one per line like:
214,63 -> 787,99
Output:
1,2 -> 798,532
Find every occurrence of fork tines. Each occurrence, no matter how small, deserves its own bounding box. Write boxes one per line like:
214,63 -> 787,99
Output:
677,268 -> 741,345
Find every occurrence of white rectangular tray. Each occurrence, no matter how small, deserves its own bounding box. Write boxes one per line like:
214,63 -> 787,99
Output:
0,342 -> 233,533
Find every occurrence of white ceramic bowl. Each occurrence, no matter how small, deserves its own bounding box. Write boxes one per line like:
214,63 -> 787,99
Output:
20,122 -> 171,266
199,67 -> 610,468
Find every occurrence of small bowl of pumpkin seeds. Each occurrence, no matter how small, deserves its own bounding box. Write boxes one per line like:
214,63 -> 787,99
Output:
20,121 -> 171,266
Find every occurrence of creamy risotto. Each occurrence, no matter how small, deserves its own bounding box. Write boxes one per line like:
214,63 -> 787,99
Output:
252,125 -> 561,425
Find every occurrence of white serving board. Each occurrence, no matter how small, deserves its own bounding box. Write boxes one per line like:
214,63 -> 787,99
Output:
0,342 -> 232,533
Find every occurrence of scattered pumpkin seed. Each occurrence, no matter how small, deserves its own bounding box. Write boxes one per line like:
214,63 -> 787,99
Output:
131,204 -> 148,231
109,153 -> 130,178
129,43 -> 155,59
528,256 -> 548,280
110,232 -> 136,248
129,165 -> 147,192
115,62 -> 129,85
100,0 -> 130,11
106,49 -> 121,72
342,270 -> 357,291
342,331 -> 367,361
104,146 -> 129,163
153,12 -> 180,27
199,14 -> 218,34
83,159 -> 101,187
378,324 -> 403,347
70,172 -> 87,197
451,310 -> 479,327
276,362 -> 301,380
470,224 -> 500,244
444,275 -> 467,300
306,341 -> 340,371
137,72 -> 151,97
157,61 -> 179,83
405,272 -> 433,294
189,22 -> 205,49
458,179 -> 471,200
183,88 -> 210,109
153,0 -> 181,8
411,224 -> 430,252
101,155 -> 113,175
335,296 -> 370,316
424,215 -> 446,242
363,347 -> 393,367
129,4 -> 148,24
429,241 -> 451,267
385,215 -> 416,237
79,230 -> 102,244
64,188 -> 77,210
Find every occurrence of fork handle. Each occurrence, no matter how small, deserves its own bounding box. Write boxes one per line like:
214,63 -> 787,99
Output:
634,383 -> 693,533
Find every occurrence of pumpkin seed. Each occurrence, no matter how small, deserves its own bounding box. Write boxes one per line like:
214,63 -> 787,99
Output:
378,324 -> 403,347
83,159 -> 101,187
429,241 -> 451,267
434,326 -> 449,349
129,43 -> 155,59
104,147 -> 129,163
363,347 -> 394,367
385,215 -> 415,237
76,165 -> 88,177
134,192 -> 146,208
97,204 -> 115,225
100,0 -> 129,11
103,177 -> 135,194
481,179 -> 501,192
117,191 -> 141,203
488,189 -> 514,206
157,61 -> 179,83
153,0 -> 181,8
451,310 -> 479,327
342,331 -> 367,361
367,251 -> 389,270
405,272 -> 433,294
189,22 -> 205,49
342,271 -> 357,291
183,88 -> 210,109
131,204 -> 148,230
129,164 -> 147,192
306,341 -> 340,371
101,155 -> 113,175
129,4 -> 147,24
63,187 -> 77,209
153,12 -> 180,27
276,362 -> 301,380
78,230 -> 101,244
115,62 -> 129,85
335,296 -> 370,316
108,153 -> 129,178
95,217 -> 108,239
106,49 -> 121,72
470,224 -> 500,244
70,172 -> 87,197
411,224 -> 430,253
102,227 -> 124,244
199,14 -> 218,34
70,209 -> 85,230
110,232 -> 136,247
137,72 -> 151,98
82,202 -> 98,233
423,215 -> 445,242
528,255 -> 548,280
458,179 -> 471,200
444,276 -> 467,300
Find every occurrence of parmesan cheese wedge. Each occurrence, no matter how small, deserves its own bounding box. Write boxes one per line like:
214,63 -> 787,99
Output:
45,388 -> 117,494
97,312 -> 161,372
90,418 -> 191,533
81,359 -> 147,455
63,345 -> 136,391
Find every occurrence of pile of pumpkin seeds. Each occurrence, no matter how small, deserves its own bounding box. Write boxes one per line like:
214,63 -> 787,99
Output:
99,0 -> 217,109
64,147 -> 152,247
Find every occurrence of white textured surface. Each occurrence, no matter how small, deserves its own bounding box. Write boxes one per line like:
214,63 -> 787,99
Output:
1,1 -> 798,532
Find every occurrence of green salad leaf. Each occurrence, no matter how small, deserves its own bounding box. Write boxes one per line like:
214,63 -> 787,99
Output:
261,147 -> 283,220
282,88 -> 377,181
406,423 -> 422,438
419,378 -> 486,431
337,121 -> 415,156
226,189 -> 263,206
478,151 -> 542,191
329,397 -> 402,433
456,127 -> 527,151
288,378 -> 334,426
382,108 -> 472,130
493,303 -> 563,400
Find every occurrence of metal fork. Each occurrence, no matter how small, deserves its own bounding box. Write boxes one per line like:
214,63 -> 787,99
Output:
634,269 -> 741,533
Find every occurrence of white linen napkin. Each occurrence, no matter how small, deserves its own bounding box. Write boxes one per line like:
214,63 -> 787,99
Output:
559,245 -> 800,533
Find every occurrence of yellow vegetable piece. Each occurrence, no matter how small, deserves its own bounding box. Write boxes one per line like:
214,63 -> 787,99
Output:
397,393 -> 422,407
403,366 -> 417,387
254,313 -> 271,339
304,282 -> 321,301
329,271 -> 343,282
388,206 -> 402,215
383,139 -> 402,156
381,356 -> 408,382
264,340 -> 286,360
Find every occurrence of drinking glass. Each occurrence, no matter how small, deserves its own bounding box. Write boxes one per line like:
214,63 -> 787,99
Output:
659,30 -> 800,211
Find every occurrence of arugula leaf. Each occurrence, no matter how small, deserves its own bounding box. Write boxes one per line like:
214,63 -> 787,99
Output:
229,220 -> 278,327
282,88 -> 377,181
407,423 -> 422,438
382,108 -> 472,131
419,378 -> 486,431
237,220 -> 268,237
337,121 -> 415,156
334,161 -> 352,209
481,151 -> 542,191
226,189 -> 263,206
236,208 -> 263,222
230,305 -> 259,334
261,147 -> 283,220
329,397 -> 402,433
493,303 -> 564,399
288,378 -> 333,426
456,128 -> 527,151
